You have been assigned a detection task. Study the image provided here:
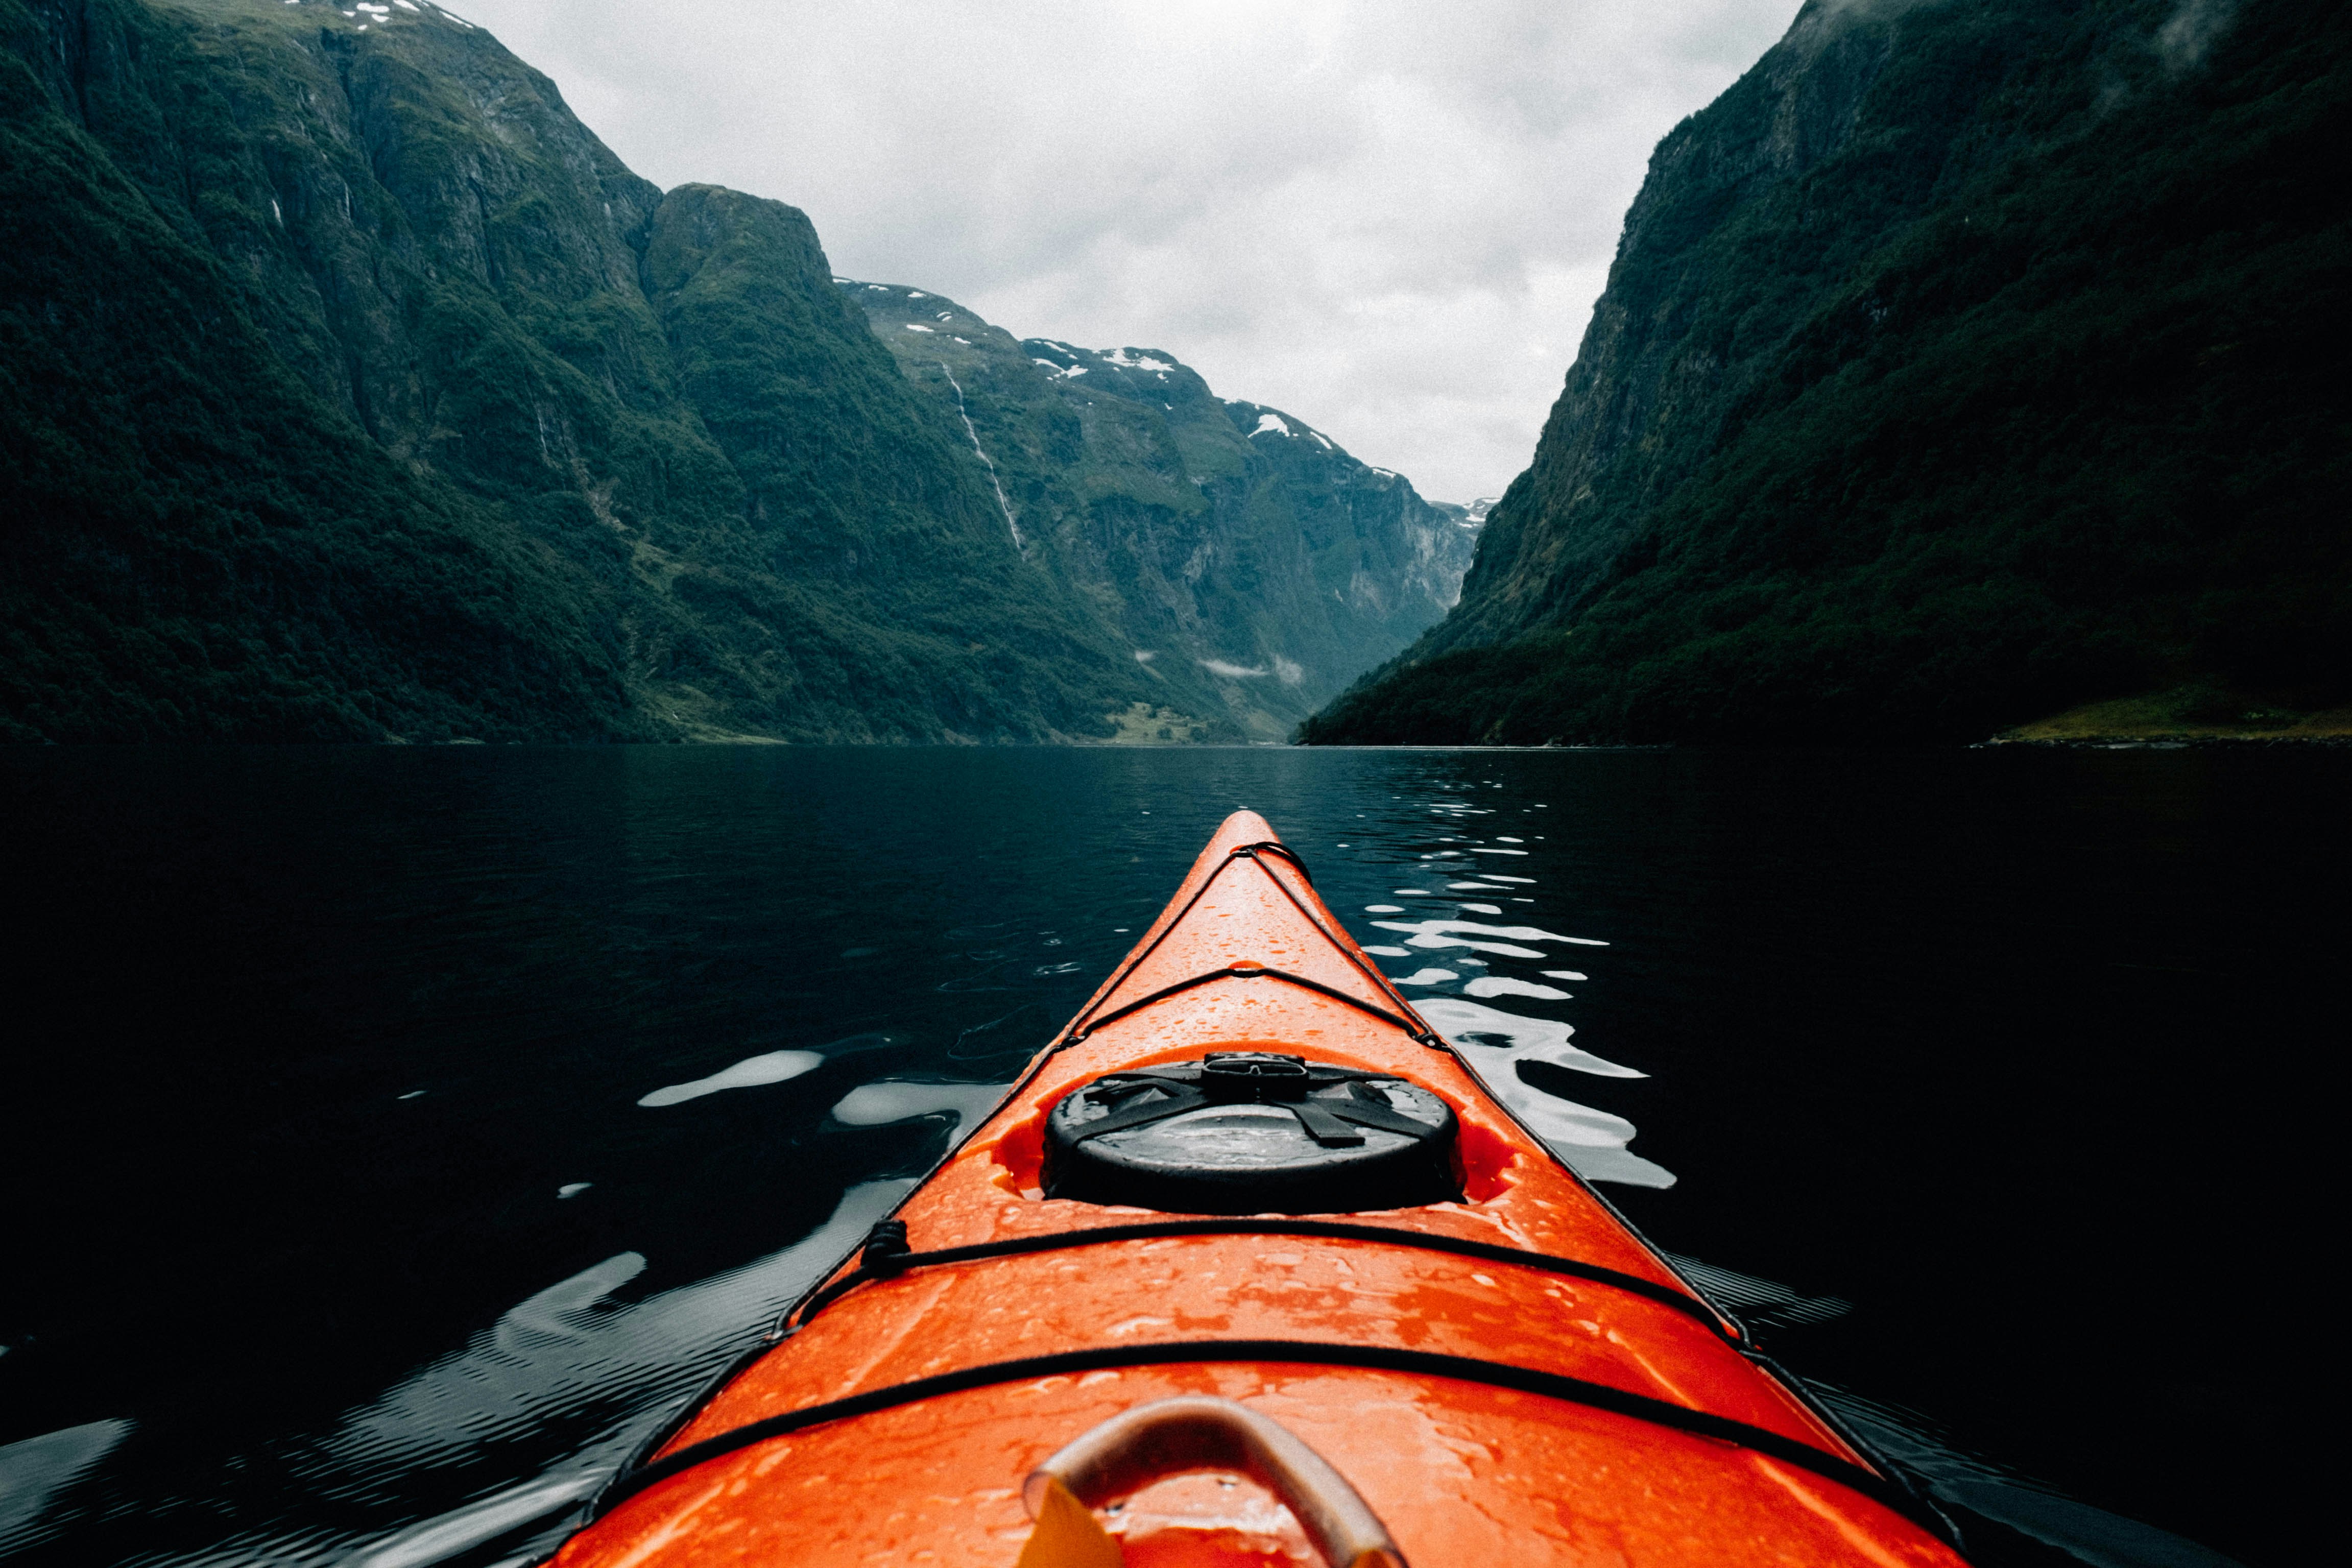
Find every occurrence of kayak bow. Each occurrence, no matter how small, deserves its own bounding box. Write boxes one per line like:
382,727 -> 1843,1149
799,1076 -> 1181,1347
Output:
552,811 -> 1966,1566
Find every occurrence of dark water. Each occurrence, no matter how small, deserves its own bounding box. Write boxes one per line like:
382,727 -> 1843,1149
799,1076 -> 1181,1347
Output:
0,745 -> 2335,1567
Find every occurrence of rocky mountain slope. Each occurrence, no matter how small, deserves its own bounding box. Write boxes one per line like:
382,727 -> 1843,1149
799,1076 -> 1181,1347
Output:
0,0 -> 1469,743
846,282 -> 1478,738
1304,0 -> 2350,745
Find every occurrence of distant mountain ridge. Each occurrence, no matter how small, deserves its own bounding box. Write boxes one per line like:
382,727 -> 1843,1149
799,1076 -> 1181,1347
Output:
0,0 -> 1469,742
1305,0 -> 2350,745
1432,496 -> 1500,530
845,281 -> 1478,739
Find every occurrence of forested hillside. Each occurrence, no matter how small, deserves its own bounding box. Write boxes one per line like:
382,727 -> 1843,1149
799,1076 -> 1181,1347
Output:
847,283 -> 1477,739
1,0 -> 1470,743
1304,0 -> 2350,745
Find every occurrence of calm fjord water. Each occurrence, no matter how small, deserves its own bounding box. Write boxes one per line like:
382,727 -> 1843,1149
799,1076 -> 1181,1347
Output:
0,745 -> 2335,1567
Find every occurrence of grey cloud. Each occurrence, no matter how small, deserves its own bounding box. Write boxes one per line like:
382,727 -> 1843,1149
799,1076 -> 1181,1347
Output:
455,1 -> 1802,501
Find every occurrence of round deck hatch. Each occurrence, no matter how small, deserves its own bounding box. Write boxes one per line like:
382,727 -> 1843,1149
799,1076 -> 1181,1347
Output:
1042,1052 -> 1459,1214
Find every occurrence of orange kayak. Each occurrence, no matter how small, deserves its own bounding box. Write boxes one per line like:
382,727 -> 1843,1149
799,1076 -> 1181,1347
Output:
550,811 -> 1968,1566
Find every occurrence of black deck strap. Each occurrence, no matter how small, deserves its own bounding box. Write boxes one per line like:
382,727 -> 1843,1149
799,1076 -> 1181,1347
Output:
592,1338 -> 1953,1545
1322,1096 -> 1434,1139
785,1217 -> 1745,1345
1059,1066 -> 1442,1151
1288,1100 -> 1366,1145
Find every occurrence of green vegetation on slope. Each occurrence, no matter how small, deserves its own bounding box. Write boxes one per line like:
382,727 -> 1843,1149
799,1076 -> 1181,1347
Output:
1304,0 -> 2350,745
1993,684 -> 2352,743
846,283 -> 1479,740
0,0 -> 643,740
2,0 -> 1154,741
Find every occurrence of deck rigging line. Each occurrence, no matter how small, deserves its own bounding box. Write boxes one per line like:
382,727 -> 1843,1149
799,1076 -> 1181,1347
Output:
785,1217 -> 1745,1344
591,1338 -> 1956,1545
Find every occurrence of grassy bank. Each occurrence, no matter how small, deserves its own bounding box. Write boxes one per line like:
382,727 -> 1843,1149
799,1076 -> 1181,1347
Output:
1994,686 -> 2352,743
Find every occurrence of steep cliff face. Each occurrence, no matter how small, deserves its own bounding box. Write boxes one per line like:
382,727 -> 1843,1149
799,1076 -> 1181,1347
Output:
1435,0 -> 1912,653
847,282 -> 1478,738
1,0 -> 1148,740
1,0 -> 633,739
1307,0 -> 2350,744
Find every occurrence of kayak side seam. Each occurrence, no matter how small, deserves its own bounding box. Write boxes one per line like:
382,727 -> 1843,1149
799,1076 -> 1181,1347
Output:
784,1218 -> 1739,1342
589,1338 -> 1959,1546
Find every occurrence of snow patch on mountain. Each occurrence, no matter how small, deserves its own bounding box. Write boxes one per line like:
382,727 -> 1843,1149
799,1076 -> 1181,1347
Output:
1099,347 -> 1178,374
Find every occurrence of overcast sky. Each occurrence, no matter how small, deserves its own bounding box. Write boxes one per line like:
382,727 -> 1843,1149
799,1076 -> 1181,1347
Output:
451,1 -> 1802,503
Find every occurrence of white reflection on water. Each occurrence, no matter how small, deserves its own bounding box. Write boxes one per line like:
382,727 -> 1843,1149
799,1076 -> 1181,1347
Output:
350,1471 -> 604,1568
829,1080 -> 1007,1133
1370,918 -> 1607,946
1415,996 -> 1675,1190
1415,996 -> 1641,1081
0,1419 -> 133,1556
317,1179 -> 911,1568
1461,976 -> 1571,1001
1407,933 -> 1544,958
1665,1253 -> 1850,1329
636,1049 -> 822,1107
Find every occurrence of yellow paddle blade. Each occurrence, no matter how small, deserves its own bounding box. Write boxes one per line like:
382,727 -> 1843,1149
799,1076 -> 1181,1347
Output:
1014,1477 -> 1122,1568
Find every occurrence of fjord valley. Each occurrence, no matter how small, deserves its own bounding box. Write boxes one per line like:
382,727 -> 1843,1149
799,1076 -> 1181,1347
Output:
0,0 -> 1473,744
1304,0 -> 2352,747
846,283 -> 1477,739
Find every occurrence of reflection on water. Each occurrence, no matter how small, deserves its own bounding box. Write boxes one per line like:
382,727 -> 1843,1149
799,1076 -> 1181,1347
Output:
636,1050 -> 823,1107
0,1422 -> 132,1555
1,744 -> 2336,1566
1352,828 -> 1674,1189
1415,992 -> 1674,1191
828,1080 -> 1007,1133
1814,1388 -> 2246,1568
329,1183 -> 912,1568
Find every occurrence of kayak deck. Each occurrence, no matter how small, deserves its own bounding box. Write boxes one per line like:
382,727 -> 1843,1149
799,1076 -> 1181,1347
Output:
552,812 -> 1963,1566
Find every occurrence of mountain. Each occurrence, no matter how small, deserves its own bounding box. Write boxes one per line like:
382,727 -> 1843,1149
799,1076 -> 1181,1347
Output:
1433,497 -> 1501,529
1303,0 -> 2350,746
0,0 -> 1465,743
844,283 -> 1478,739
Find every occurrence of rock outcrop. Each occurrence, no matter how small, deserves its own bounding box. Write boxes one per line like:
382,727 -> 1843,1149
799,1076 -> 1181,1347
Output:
2,0 -> 1467,742
1305,0 -> 2350,744
847,283 -> 1478,738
